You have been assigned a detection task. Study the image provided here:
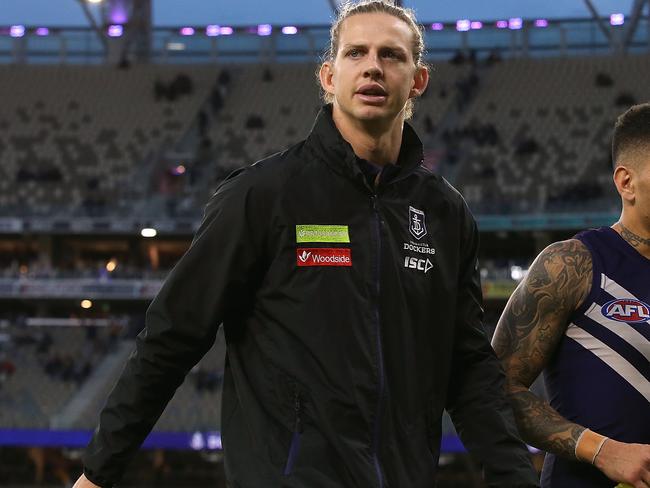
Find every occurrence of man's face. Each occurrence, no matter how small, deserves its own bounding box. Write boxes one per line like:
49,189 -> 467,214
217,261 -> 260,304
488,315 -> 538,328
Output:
320,12 -> 427,124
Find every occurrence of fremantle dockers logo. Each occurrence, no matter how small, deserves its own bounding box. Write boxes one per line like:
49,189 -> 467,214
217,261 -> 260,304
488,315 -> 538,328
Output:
409,206 -> 427,240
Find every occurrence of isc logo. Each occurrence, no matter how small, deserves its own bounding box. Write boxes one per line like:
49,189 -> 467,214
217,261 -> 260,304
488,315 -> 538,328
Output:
601,298 -> 650,324
404,256 -> 433,274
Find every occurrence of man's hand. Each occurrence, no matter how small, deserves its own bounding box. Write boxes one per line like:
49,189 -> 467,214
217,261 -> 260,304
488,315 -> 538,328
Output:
72,473 -> 101,488
594,439 -> 650,487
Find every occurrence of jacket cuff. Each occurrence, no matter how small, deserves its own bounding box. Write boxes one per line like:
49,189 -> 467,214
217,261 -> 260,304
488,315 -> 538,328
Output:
83,467 -> 115,488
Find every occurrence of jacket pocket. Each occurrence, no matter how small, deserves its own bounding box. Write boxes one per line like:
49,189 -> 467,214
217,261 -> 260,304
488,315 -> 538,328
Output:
283,386 -> 303,476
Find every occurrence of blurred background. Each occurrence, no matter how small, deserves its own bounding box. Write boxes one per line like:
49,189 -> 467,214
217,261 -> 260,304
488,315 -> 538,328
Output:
0,0 -> 648,486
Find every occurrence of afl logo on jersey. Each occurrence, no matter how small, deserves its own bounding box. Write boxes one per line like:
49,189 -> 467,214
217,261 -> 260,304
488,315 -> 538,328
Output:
601,299 -> 650,323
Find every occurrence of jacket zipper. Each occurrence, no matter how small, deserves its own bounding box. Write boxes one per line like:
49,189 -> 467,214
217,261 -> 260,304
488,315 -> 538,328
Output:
283,387 -> 302,476
371,194 -> 385,488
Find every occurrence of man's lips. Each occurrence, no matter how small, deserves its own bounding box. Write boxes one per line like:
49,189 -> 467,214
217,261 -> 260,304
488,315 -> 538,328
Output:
355,84 -> 388,104
356,83 -> 388,96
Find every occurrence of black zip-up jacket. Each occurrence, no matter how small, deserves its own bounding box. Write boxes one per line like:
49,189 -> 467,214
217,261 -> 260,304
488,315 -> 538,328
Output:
83,105 -> 539,487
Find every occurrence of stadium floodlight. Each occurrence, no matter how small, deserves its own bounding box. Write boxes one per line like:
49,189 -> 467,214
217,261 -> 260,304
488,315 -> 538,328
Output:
470,21 -> 483,30
180,27 -> 195,36
35,27 -> 50,36
107,25 -> 123,37
10,25 -> 25,38
190,432 -> 205,450
534,19 -> 549,28
206,25 -> 220,36
508,18 -> 523,30
430,23 -> 444,31
456,19 -> 470,32
610,13 -> 625,26
172,164 -> 186,175
81,299 -> 93,309
206,433 -> 222,450
141,228 -> 157,238
510,265 -> 526,281
282,26 -> 298,35
106,259 -> 117,272
257,24 -> 272,36
219,26 -> 234,35
495,20 -> 508,29
167,42 -> 186,50
87,0 -> 103,3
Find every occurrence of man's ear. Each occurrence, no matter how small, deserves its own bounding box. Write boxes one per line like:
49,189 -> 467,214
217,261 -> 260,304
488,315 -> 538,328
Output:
613,165 -> 635,204
319,62 -> 336,97
409,66 -> 429,99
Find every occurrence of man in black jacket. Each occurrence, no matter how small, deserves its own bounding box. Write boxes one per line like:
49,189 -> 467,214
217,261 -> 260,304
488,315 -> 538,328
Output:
75,1 -> 538,487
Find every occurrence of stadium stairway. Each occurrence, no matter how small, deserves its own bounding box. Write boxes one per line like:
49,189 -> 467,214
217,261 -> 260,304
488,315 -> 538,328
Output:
49,339 -> 134,430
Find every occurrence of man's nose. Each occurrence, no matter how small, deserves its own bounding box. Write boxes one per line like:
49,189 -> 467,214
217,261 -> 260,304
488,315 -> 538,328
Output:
363,53 -> 383,78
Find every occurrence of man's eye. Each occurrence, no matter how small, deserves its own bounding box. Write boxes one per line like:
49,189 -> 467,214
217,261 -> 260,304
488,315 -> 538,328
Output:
348,49 -> 361,58
383,51 -> 398,59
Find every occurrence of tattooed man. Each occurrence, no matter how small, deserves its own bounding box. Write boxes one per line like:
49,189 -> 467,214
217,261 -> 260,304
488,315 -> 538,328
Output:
492,103 -> 650,488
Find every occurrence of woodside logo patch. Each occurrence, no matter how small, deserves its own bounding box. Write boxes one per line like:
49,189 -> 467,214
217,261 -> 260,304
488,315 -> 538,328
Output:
296,248 -> 352,267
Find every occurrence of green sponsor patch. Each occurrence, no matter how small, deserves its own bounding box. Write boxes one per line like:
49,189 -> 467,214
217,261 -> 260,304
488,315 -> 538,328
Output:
296,225 -> 350,243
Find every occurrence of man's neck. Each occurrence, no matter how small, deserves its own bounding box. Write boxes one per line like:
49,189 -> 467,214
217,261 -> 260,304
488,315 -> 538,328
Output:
613,212 -> 650,259
331,105 -> 403,166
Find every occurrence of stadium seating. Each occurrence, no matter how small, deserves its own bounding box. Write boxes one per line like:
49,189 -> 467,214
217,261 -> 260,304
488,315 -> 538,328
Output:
205,63 -> 320,170
0,65 -> 216,217
0,323 -> 114,428
0,320 -> 225,431
452,54 -> 650,213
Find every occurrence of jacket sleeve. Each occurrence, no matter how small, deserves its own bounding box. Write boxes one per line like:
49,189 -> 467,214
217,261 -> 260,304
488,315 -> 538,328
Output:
445,201 -> 539,488
83,168 -> 269,487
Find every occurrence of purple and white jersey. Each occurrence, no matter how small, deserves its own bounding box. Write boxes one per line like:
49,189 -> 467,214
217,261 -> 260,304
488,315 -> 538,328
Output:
541,227 -> 650,487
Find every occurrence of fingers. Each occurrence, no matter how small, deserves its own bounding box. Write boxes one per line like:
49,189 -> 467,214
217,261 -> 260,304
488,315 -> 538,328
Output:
629,464 -> 650,488
642,470 -> 650,488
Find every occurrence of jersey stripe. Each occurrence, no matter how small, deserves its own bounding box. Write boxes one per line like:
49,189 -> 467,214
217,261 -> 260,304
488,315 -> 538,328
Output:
601,273 -> 649,312
566,324 -> 650,402
584,302 -> 650,362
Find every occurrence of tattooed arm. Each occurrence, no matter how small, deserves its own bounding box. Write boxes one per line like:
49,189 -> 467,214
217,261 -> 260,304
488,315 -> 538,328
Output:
491,239 -> 592,457
492,239 -> 650,485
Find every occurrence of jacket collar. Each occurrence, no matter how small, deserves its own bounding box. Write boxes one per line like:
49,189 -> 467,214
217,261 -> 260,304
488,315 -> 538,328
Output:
305,104 -> 424,187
